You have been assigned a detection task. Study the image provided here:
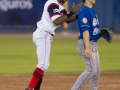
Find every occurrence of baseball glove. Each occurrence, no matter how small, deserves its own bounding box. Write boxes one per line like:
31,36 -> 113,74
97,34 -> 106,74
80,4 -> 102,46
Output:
100,28 -> 113,43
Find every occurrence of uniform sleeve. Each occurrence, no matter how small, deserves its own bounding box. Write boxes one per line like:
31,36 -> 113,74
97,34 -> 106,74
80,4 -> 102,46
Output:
78,10 -> 90,32
47,3 -> 61,21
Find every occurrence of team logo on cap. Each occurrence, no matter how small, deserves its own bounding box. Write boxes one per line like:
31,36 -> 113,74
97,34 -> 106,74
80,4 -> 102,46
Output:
82,17 -> 87,24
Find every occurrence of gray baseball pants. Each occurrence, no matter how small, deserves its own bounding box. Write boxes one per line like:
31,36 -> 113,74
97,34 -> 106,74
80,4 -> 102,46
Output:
71,39 -> 100,90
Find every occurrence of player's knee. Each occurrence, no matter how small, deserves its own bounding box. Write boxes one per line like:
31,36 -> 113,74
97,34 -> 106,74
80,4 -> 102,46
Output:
91,69 -> 97,76
87,68 -> 97,77
37,64 -> 49,72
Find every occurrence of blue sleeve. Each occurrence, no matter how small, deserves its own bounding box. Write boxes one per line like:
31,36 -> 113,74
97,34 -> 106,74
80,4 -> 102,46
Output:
78,9 -> 90,32
47,3 -> 61,18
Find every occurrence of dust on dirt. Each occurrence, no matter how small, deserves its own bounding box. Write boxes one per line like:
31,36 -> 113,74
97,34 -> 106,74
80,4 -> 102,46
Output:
0,73 -> 120,90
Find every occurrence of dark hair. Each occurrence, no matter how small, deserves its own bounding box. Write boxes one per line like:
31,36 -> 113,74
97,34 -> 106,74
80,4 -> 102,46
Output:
82,0 -> 85,3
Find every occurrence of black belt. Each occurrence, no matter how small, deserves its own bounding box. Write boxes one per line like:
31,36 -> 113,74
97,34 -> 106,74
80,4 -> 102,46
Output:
79,39 -> 97,42
44,31 -> 54,36
90,40 -> 97,42
51,34 -> 54,36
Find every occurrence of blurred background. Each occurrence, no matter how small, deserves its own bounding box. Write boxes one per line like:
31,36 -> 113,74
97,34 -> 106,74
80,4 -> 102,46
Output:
0,0 -> 120,33
0,1 -> 120,90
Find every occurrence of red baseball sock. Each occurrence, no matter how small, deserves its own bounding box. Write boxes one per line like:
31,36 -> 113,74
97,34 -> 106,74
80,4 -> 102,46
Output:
34,79 -> 42,90
27,67 -> 44,89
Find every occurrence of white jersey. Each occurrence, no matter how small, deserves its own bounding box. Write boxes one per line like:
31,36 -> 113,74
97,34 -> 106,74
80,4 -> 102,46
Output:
37,0 -> 67,35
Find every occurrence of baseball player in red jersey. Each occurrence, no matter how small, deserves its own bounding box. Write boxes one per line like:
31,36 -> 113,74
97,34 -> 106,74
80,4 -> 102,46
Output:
25,0 -> 82,90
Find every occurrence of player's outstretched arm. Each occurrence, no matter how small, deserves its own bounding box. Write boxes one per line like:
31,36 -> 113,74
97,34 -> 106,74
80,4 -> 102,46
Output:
65,15 -> 78,23
53,3 -> 82,25
53,14 -> 71,25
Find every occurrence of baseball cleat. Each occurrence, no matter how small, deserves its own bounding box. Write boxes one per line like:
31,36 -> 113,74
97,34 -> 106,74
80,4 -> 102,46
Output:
25,88 -> 34,90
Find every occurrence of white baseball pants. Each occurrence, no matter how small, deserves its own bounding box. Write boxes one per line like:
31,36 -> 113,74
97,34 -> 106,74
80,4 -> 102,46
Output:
32,28 -> 53,72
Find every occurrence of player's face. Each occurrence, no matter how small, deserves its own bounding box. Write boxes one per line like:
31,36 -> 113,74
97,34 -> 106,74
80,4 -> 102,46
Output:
89,0 -> 96,4
60,0 -> 67,3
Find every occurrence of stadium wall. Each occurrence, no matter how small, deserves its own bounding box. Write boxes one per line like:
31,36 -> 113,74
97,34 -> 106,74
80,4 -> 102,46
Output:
68,0 -> 120,32
0,0 -> 120,33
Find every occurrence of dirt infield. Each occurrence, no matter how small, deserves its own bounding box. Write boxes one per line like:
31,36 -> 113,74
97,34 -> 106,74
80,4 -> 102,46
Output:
0,73 -> 120,90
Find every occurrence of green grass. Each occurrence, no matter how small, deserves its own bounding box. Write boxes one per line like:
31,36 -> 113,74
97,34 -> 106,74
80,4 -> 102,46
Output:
0,36 -> 120,75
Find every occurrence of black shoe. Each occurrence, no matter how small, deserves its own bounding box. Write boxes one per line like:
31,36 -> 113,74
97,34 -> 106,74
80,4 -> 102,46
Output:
25,88 -> 33,90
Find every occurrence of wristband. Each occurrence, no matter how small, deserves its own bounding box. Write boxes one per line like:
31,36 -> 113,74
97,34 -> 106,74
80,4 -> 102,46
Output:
66,11 -> 74,18
76,14 -> 78,19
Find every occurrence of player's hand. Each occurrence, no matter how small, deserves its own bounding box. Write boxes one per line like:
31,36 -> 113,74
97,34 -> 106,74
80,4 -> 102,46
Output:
84,48 -> 91,59
71,3 -> 82,13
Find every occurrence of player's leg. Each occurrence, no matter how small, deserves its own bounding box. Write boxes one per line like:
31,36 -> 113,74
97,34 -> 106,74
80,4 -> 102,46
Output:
71,40 -> 98,90
34,79 -> 42,90
25,30 -> 51,90
89,48 -> 100,90
27,67 -> 44,90
89,64 -> 100,90
71,58 -> 97,90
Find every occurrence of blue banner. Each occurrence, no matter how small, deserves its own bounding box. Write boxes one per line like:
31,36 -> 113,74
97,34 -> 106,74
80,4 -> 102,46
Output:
0,0 -> 47,26
113,0 -> 120,32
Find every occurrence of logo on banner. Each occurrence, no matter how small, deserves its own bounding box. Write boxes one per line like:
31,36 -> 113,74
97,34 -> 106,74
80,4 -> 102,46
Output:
0,0 -> 33,12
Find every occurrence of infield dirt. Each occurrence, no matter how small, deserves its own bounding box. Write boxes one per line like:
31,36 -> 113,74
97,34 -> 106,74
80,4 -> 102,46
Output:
0,73 -> 120,90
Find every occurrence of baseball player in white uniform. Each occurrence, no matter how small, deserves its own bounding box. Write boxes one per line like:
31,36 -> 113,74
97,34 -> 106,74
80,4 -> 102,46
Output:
25,0 -> 82,90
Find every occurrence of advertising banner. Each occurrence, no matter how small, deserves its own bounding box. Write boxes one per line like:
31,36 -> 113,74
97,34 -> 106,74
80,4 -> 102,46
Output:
113,0 -> 120,32
0,0 -> 47,29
